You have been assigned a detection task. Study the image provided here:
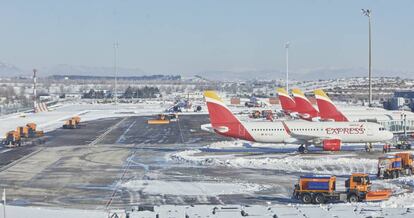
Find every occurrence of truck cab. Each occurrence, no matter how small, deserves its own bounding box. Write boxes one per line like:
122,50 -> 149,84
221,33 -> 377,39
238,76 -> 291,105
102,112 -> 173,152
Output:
345,173 -> 371,202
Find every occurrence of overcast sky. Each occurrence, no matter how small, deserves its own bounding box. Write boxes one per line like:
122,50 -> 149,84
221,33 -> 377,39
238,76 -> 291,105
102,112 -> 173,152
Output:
0,0 -> 413,75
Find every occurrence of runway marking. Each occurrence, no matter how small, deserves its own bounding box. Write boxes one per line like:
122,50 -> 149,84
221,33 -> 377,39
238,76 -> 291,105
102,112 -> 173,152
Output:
0,148 -> 12,154
105,152 -> 136,209
176,118 -> 185,143
89,117 -> 128,146
116,119 -> 137,144
0,148 -> 45,172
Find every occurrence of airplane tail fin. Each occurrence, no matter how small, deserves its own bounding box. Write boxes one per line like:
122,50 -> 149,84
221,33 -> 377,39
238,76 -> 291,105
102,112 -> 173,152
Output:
291,88 -> 319,117
314,89 -> 348,121
204,90 -> 239,126
276,88 -> 296,112
203,90 -> 254,141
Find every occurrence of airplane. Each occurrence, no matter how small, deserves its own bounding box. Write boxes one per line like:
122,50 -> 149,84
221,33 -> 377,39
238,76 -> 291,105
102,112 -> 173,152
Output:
314,89 -> 414,122
204,90 -> 393,153
276,88 -> 296,114
291,88 -> 320,120
277,88 -> 320,121
278,88 -> 414,123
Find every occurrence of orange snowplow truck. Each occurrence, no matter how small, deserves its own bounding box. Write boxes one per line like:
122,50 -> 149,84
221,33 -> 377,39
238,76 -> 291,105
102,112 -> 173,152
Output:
378,153 -> 414,179
26,123 -> 44,137
72,116 -> 81,125
16,123 -> 44,138
63,118 -> 78,129
2,131 -> 22,147
293,173 -> 391,204
147,114 -> 178,124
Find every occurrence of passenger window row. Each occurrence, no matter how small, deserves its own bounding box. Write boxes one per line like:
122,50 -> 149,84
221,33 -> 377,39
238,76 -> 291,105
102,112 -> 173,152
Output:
252,128 -> 324,132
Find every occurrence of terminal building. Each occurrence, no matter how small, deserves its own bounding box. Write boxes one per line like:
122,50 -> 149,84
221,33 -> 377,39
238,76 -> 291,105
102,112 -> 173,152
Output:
378,91 -> 414,135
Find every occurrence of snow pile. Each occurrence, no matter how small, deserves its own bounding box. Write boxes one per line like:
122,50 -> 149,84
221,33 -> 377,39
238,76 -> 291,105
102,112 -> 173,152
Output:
381,192 -> 414,208
169,149 -> 377,175
205,141 -> 299,150
121,180 -> 268,196
397,176 -> 414,187
0,204 -> 105,218
380,176 -> 414,208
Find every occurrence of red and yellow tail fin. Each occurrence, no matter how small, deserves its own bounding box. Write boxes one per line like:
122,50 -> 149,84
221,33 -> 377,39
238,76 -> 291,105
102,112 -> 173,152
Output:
276,88 -> 296,112
314,89 -> 348,121
204,90 -> 239,126
203,90 -> 254,141
291,88 -> 319,118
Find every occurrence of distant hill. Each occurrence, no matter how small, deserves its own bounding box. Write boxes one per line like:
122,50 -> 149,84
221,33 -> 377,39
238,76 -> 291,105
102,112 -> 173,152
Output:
196,67 -> 414,81
43,64 -> 146,77
49,74 -> 181,81
0,60 -> 413,80
0,61 -> 25,76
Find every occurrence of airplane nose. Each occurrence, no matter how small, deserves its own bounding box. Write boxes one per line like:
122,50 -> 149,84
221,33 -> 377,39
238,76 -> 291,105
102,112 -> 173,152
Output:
385,131 -> 394,141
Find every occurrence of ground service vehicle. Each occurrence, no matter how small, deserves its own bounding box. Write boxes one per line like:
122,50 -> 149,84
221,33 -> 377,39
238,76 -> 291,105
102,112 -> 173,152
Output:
72,116 -> 81,125
147,114 -> 178,124
378,153 -> 414,179
293,173 -> 391,204
63,118 -> 79,129
16,126 -> 29,138
2,130 -> 22,147
26,123 -> 44,137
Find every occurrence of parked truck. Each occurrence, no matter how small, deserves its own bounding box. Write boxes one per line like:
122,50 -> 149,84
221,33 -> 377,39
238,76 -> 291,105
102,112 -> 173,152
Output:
377,153 -> 414,179
26,123 -> 44,137
293,173 -> 391,204
2,130 -> 22,147
147,114 -> 178,124
72,116 -> 81,125
63,118 -> 79,129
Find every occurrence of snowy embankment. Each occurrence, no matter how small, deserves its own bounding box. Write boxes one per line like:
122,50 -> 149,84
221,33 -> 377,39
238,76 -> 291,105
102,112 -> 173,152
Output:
379,176 -> 414,208
121,180 -> 269,196
0,102 -> 164,138
169,141 -> 378,175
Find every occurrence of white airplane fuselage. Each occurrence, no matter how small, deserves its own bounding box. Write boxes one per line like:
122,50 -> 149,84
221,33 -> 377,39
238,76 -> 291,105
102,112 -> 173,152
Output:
228,120 -> 393,144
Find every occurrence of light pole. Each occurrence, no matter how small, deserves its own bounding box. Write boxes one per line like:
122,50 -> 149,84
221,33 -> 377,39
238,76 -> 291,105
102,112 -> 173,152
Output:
362,9 -> 372,107
113,42 -> 119,106
285,42 -> 290,91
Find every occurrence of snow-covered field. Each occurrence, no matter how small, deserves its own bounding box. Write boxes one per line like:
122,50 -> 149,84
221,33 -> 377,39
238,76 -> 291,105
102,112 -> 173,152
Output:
0,102 -> 166,138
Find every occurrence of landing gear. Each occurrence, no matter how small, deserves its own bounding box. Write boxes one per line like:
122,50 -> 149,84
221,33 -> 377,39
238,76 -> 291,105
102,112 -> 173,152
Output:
365,143 -> 373,152
298,145 -> 309,154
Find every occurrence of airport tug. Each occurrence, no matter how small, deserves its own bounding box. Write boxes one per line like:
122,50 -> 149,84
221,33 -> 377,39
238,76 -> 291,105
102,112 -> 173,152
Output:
293,173 -> 391,204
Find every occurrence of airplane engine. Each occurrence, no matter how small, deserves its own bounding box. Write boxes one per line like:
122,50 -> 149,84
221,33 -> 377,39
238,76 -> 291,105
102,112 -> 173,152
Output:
311,117 -> 322,121
299,113 -> 311,119
289,112 -> 300,118
322,139 -> 341,151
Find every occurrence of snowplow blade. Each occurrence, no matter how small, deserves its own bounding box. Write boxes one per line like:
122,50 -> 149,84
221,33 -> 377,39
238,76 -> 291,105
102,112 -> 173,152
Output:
147,120 -> 170,124
365,189 -> 392,201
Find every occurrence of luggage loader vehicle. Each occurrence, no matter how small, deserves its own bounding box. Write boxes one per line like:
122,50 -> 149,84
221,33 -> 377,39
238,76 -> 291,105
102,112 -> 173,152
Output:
378,153 -> 414,179
293,173 -> 391,204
